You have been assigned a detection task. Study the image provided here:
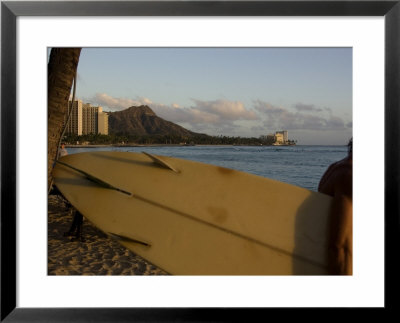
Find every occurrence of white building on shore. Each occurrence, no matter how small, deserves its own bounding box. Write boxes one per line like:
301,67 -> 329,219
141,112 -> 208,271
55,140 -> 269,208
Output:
274,132 -> 285,144
276,130 -> 288,143
262,130 -> 292,145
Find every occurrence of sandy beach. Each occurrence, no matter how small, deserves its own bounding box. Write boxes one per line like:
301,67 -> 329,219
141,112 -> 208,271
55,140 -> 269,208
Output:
48,194 -> 168,275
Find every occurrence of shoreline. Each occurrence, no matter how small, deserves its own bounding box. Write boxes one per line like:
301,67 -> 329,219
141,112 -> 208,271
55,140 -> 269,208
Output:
66,144 -> 189,148
65,143 -> 299,148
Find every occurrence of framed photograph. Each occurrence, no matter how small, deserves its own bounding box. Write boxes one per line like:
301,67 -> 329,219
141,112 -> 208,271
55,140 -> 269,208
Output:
2,0 -> 399,320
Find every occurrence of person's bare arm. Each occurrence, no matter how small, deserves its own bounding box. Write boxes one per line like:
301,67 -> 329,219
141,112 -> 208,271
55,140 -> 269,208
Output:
328,170 -> 352,275
328,193 -> 352,275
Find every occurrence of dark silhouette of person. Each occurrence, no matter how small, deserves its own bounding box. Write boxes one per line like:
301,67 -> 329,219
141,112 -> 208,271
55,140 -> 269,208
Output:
50,185 -> 84,242
63,208 -> 84,242
318,138 -> 352,275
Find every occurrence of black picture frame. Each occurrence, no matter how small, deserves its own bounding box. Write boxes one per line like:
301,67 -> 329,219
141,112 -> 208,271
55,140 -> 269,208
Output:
1,1 -> 399,321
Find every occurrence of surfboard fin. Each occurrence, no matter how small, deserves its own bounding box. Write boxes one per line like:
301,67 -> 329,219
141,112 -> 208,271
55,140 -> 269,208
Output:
142,152 -> 179,173
108,232 -> 151,247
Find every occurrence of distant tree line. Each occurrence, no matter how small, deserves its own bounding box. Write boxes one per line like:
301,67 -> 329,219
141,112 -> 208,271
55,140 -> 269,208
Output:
62,133 -> 279,146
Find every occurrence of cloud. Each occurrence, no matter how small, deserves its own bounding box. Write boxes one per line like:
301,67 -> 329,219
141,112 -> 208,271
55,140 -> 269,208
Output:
326,116 -> 345,129
254,100 -> 350,131
88,93 -> 142,111
149,103 -> 219,124
86,93 -> 351,136
152,99 -> 259,133
89,93 -> 259,134
294,103 -> 323,112
253,101 -> 286,115
140,97 -> 153,106
190,99 -> 258,122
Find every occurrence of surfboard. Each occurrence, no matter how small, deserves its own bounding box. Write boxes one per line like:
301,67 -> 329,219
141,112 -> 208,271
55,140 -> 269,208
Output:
52,151 -> 332,275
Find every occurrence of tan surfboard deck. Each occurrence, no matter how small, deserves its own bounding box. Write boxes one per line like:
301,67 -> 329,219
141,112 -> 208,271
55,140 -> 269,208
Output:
52,151 -> 332,275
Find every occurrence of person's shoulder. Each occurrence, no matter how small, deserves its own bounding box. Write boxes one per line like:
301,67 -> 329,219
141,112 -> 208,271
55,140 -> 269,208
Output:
331,156 -> 352,172
333,160 -> 352,197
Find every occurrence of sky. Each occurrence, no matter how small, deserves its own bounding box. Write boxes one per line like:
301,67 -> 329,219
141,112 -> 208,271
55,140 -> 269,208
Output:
71,47 -> 352,145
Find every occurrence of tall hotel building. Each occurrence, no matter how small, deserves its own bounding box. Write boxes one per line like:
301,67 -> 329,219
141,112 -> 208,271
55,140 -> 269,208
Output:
65,100 -> 109,135
65,99 -> 83,135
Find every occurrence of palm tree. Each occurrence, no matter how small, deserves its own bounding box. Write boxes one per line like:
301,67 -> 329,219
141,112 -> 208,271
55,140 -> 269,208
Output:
48,48 -> 81,190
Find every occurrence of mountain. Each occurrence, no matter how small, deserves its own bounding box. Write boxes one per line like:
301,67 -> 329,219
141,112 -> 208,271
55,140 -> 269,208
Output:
108,105 -> 203,137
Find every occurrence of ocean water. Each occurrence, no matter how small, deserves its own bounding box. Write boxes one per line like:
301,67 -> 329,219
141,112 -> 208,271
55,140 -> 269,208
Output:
66,145 -> 348,192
